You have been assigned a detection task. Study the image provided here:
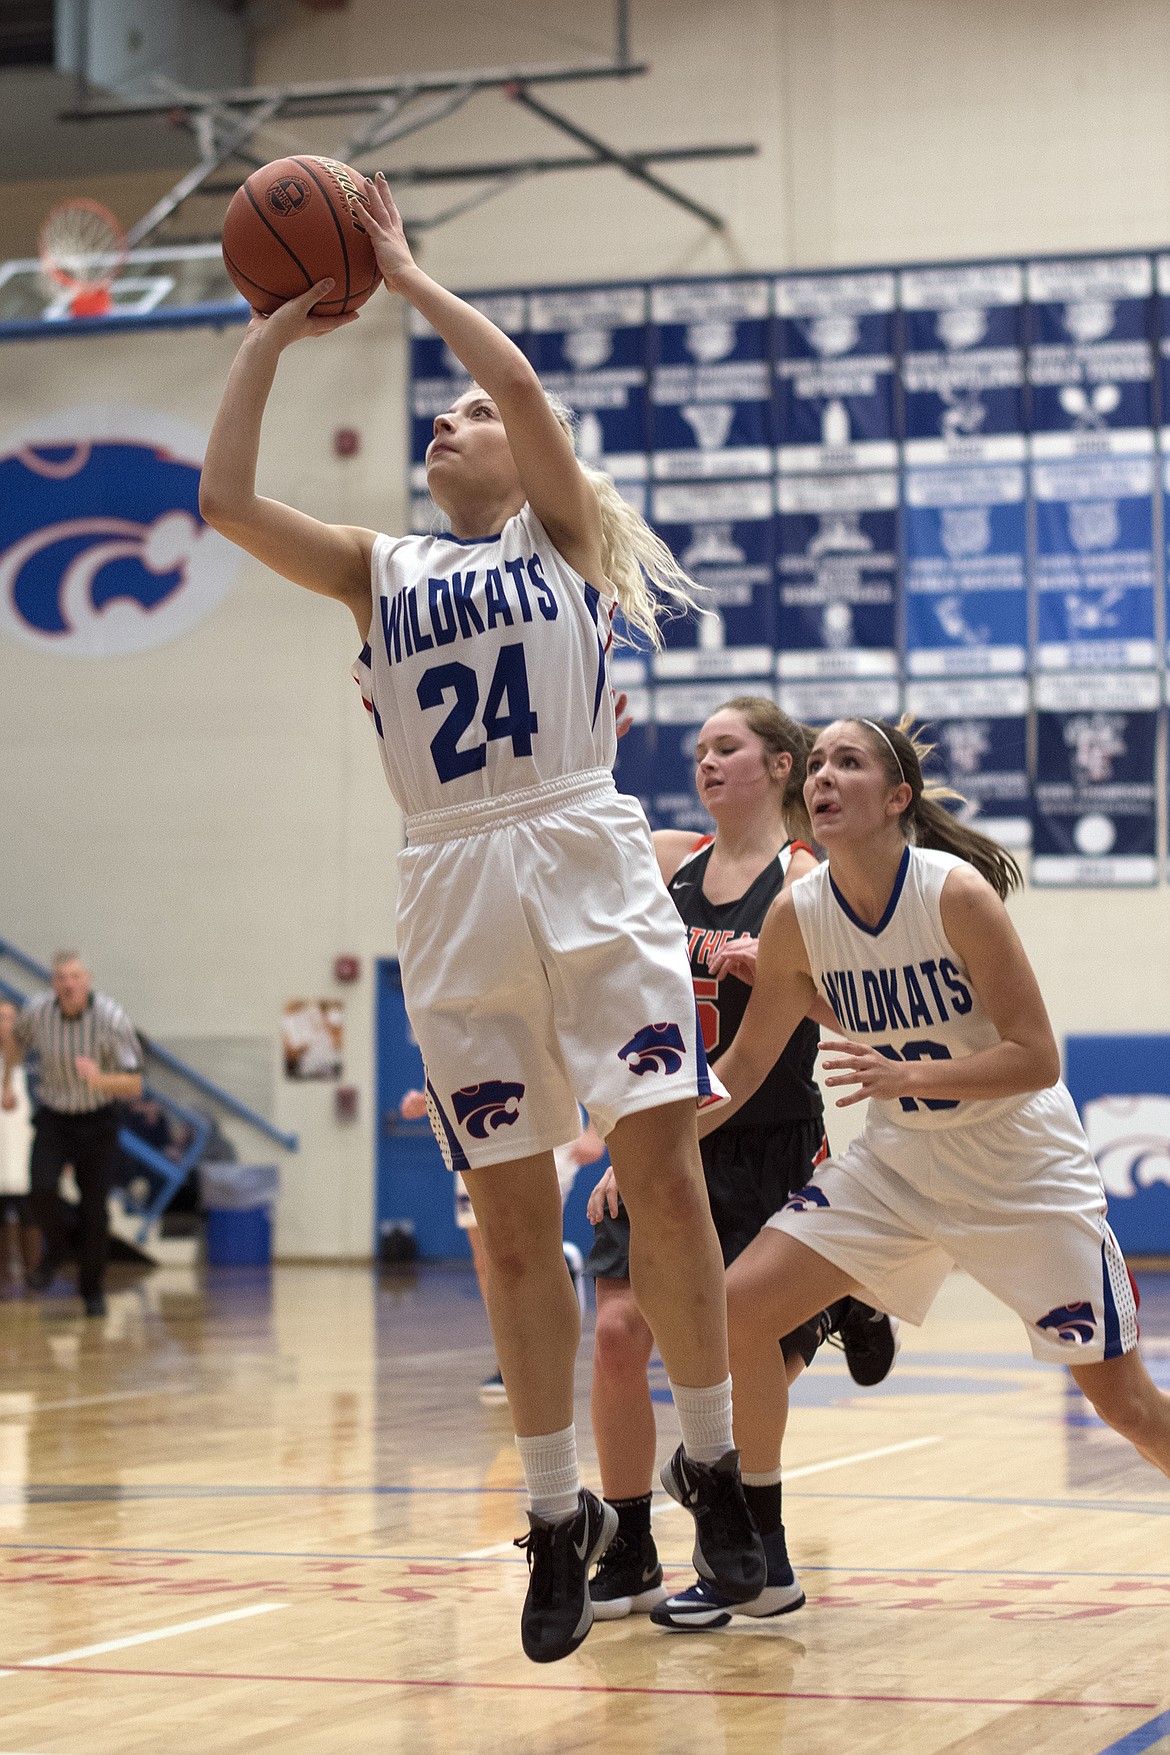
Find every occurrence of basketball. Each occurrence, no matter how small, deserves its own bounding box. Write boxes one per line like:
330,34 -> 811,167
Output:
221,155 -> 380,316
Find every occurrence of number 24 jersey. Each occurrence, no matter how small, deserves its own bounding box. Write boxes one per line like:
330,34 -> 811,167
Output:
352,504 -> 617,818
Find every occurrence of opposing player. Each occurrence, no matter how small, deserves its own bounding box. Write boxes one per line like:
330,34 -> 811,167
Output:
585,697 -> 895,1630
199,173 -> 765,1664
705,716 -> 1170,1514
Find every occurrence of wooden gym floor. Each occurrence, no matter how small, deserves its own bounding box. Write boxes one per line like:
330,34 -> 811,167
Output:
0,1260 -> 1167,1754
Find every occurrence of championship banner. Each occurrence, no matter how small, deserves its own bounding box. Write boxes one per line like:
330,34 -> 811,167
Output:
775,472 -> 899,679
776,677 -> 901,728
528,284 -> 648,481
902,464 -> 1027,676
773,271 -> 897,475
610,685 -> 656,813
899,263 -> 1026,466
1026,256 -> 1154,456
1032,454 -> 1158,670
1158,255 -> 1170,453
904,677 -> 1031,849
649,680 -> 774,831
408,293 -> 528,495
650,479 -> 774,679
649,278 -> 772,480
1032,671 -> 1159,886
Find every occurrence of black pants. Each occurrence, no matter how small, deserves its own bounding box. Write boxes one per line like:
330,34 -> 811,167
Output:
29,1105 -> 120,1298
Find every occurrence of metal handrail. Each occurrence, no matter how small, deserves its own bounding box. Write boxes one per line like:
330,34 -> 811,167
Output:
0,937 -> 297,1152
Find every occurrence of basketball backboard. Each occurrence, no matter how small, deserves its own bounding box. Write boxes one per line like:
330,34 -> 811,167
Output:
0,241 -> 247,337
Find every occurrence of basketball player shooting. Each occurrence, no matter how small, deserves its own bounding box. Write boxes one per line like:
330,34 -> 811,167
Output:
199,172 -> 767,1664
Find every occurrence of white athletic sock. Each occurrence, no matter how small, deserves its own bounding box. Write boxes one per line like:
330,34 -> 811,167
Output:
669,1376 -> 734,1465
516,1424 -> 581,1522
742,1464 -> 784,1488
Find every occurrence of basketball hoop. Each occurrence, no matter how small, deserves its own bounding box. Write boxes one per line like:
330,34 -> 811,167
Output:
38,199 -> 128,318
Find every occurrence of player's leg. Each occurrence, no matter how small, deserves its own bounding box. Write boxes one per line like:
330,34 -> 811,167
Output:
605,1098 -> 767,1602
588,1273 -> 666,1618
26,1112 -> 70,1289
460,1151 -> 616,1663
1068,1352 -> 1170,1476
649,1225 -> 853,1631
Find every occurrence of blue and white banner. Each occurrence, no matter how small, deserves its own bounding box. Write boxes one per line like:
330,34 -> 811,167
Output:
649,279 -> 772,479
1027,256 -> 1154,457
1032,454 -> 1158,670
773,272 -> 897,474
610,685 -> 656,812
1158,255 -> 1170,451
650,480 -> 774,679
648,681 -> 773,831
1032,671 -> 1159,885
408,293 -> 528,491
775,472 -> 898,679
904,677 -> 1031,848
903,464 -> 1028,676
899,263 -> 1026,467
0,406 -> 242,657
1066,1035 -> 1170,1256
776,677 -> 901,728
528,284 -> 648,480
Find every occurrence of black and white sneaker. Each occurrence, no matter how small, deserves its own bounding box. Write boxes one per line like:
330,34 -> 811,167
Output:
589,1527 -> 669,1620
650,1526 -> 805,1631
659,1446 -> 766,1604
833,1300 -> 900,1387
515,1488 -> 618,1663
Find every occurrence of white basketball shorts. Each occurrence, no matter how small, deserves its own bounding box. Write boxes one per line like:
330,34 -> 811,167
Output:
766,1082 -> 1138,1364
397,769 -> 722,1173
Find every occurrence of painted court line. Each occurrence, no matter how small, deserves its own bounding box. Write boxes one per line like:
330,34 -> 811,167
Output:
10,1603 -> 286,1670
0,1664 -> 1157,1711
652,1435 -> 942,1515
1096,1708 -> 1170,1754
462,1438 -> 941,1555
0,1386 -> 196,1417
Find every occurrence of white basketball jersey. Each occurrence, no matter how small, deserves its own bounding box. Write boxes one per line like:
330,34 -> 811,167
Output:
790,845 -> 1015,1133
352,504 -> 617,818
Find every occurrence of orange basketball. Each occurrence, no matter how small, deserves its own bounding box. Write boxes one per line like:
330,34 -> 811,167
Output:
221,156 -> 380,316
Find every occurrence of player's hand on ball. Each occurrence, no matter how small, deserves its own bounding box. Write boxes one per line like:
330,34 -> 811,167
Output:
586,1165 -> 621,1224
361,173 -> 417,288
246,280 -> 359,345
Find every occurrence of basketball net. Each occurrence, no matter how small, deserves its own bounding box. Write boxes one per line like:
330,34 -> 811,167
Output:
38,198 -> 128,318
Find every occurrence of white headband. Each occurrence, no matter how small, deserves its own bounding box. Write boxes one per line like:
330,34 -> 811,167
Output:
858,719 -> 907,785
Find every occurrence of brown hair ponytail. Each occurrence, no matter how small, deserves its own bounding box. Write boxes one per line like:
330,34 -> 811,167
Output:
849,716 -> 1023,900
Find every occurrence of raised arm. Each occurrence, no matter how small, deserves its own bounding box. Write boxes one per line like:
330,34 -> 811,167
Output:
698,892 -> 821,1138
199,283 -> 376,634
362,175 -> 604,582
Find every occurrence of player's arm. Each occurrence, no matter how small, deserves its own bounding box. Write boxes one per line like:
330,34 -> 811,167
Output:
653,829 -> 703,886
361,175 -> 604,584
199,283 -> 376,635
819,866 -> 1060,1108
698,892 -> 820,1138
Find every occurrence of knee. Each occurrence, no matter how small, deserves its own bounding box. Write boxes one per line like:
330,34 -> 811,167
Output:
593,1293 -> 653,1380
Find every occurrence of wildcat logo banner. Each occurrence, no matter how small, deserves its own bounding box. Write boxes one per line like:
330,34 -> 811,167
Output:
0,406 -> 242,657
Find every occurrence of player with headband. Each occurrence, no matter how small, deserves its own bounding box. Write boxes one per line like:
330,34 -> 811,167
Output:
199,173 -> 766,1664
679,714 -> 1170,1540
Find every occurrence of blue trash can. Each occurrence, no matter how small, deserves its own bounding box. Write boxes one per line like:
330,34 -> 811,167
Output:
205,1204 -> 272,1266
199,1165 -> 278,1267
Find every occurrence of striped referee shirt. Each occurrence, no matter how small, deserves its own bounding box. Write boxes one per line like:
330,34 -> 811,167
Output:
14,992 -> 142,1115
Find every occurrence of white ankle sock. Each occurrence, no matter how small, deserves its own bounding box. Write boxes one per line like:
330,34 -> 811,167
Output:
516,1424 -> 581,1522
742,1464 -> 784,1488
668,1375 -> 734,1465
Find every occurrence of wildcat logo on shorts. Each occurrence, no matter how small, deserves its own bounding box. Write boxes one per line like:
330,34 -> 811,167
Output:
618,1022 -> 685,1077
1036,1301 -> 1098,1345
784,1185 -> 830,1212
0,407 -> 242,657
451,1081 -> 526,1138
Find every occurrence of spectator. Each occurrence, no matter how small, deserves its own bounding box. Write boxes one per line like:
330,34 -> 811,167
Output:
0,999 -> 39,1289
0,953 -> 143,1317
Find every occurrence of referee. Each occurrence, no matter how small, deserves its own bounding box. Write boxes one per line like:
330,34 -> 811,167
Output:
0,953 -> 143,1317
